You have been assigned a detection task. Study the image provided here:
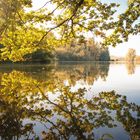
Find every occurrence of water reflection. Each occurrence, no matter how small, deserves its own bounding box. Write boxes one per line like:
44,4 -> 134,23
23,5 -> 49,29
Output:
125,62 -> 136,75
0,62 -> 110,85
0,63 -> 140,140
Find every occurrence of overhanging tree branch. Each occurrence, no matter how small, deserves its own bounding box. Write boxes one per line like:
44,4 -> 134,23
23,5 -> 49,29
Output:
36,0 -> 85,46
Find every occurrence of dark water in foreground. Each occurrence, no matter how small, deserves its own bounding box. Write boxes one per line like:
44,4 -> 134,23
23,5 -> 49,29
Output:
0,62 -> 140,140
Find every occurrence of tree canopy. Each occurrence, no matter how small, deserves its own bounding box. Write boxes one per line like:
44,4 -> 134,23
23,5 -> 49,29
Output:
0,0 -> 140,61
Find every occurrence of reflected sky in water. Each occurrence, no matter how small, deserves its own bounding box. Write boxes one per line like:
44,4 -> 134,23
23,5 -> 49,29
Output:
91,63 -> 140,104
0,62 -> 140,140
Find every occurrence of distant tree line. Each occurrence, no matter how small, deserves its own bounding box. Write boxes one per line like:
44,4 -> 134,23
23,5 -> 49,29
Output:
56,37 -> 110,61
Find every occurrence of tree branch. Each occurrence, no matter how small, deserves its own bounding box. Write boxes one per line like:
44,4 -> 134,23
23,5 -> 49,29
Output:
36,0 -> 85,46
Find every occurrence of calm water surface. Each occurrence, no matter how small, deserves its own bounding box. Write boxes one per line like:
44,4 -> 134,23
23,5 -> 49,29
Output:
0,62 -> 140,140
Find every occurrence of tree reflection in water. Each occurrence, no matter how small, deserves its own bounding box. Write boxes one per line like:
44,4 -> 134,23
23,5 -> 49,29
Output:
125,62 -> 136,75
0,63 -> 139,140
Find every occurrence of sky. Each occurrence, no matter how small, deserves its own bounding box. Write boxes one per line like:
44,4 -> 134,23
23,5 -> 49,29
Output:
31,0 -> 140,57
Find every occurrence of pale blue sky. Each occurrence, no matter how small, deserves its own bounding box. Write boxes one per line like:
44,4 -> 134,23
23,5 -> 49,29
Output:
32,0 -> 140,57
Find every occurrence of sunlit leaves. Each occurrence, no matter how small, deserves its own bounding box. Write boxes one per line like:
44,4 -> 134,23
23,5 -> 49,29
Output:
0,27 -> 58,62
103,0 -> 140,47
0,0 -> 139,60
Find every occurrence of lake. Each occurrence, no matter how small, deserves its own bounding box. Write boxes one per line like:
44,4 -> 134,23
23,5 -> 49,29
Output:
0,62 -> 140,140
